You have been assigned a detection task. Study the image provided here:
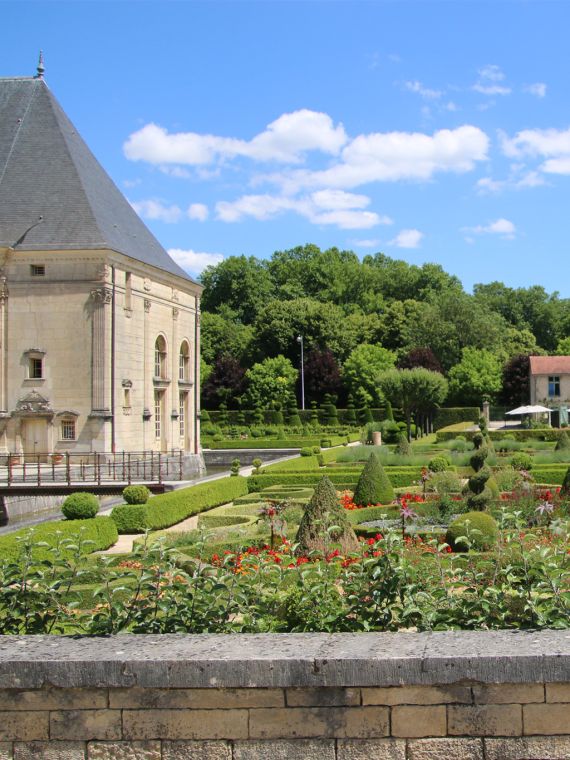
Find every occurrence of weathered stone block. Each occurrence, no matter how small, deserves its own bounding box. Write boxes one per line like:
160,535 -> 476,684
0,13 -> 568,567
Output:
233,739 -> 335,759
472,683 -> 544,704
286,688 -> 360,707
448,704 -> 522,736
13,742 -> 85,759
122,709 -> 248,741
524,704 -> 570,735
249,707 -> 389,739
407,738 -> 483,760
362,686 -> 470,706
485,735 -> 570,759
50,710 -> 121,741
109,688 -> 284,709
161,741 -> 231,759
0,744 -> 10,760
87,741 -> 161,759
0,689 -> 107,711
546,684 -> 570,703
0,712 -> 48,741
336,738 -> 406,759
391,706 -> 446,738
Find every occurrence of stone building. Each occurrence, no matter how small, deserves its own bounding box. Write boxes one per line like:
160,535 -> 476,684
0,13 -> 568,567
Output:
0,60 -> 203,469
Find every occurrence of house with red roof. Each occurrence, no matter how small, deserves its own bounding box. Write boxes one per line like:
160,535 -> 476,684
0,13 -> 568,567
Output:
529,356 -> 570,407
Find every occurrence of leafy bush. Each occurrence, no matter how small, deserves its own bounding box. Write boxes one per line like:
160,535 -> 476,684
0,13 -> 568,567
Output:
230,458 -> 241,477
428,455 -> 450,473
426,470 -> 463,495
62,492 -> 99,520
312,446 -> 321,454
470,447 -> 489,473
300,447 -> 313,457
446,511 -> 498,552
396,433 -> 412,456
252,458 -> 262,474
510,452 -> 533,471
122,485 -> 151,505
444,437 -> 472,453
495,438 -> 523,453
110,477 -> 248,533
433,407 -> 480,431
465,467 -> 492,511
353,452 -> 394,506
561,465 -> 570,496
317,454 -> 325,467
555,431 -> 570,451
296,476 -> 358,555
320,439 -> 332,448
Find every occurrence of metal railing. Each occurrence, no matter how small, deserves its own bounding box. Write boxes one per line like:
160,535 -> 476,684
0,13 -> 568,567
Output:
0,451 -> 187,487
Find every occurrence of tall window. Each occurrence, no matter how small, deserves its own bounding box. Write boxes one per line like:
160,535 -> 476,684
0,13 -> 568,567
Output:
154,391 -> 162,439
548,376 -> 561,397
154,336 -> 167,379
29,357 -> 43,379
125,271 -> 132,310
61,418 -> 76,441
179,341 -> 190,381
179,391 -> 186,439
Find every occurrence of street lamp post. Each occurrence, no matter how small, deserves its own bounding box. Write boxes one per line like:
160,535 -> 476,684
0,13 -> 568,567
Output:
296,335 -> 305,411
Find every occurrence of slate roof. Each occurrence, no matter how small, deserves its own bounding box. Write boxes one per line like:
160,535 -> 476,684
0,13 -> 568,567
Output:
0,76 -> 196,283
529,356 -> 570,375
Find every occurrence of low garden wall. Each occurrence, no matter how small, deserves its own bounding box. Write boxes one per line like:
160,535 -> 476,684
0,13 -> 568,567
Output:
0,631 -> 568,759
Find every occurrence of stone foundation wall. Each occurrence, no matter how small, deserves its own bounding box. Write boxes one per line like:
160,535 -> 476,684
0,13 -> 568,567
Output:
0,632 -> 568,759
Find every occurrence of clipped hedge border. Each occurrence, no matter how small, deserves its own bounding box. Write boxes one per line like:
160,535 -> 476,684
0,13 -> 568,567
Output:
202,434 -> 360,450
436,428 -> 562,443
433,407 -> 480,432
0,516 -> 118,563
247,468 -> 422,493
111,476 -> 248,534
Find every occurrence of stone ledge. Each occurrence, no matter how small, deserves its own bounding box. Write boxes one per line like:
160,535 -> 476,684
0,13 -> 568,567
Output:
0,632 -> 569,689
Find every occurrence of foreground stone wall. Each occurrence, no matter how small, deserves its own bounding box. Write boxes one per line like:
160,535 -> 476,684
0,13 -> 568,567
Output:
0,632 -> 568,759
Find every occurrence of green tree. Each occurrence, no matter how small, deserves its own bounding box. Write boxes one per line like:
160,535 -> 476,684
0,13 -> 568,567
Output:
448,348 -> 502,406
201,311 -> 253,365
353,452 -> 395,506
201,255 -> 273,323
243,355 -> 297,409
555,336 -> 570,355
378,368 -> 448,440
343,344 -> 396,405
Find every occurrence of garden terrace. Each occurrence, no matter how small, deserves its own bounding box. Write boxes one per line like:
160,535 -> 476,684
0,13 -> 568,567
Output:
0,631 -> 569,758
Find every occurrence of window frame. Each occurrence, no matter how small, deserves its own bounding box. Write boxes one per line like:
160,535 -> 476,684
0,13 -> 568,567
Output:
548,375 -> 561,397
60,418 -> 76,441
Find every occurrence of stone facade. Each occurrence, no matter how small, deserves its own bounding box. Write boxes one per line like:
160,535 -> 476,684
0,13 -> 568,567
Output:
0,632 -> 568,759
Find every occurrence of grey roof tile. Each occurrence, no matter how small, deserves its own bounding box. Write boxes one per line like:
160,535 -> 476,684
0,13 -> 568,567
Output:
0,77 -> 196,283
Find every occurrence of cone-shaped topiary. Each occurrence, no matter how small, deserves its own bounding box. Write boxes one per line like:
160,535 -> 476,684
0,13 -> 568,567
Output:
555,431 -> 570,451
295,476 -> 359,556
561,465 -> 570,497
353,452 -> 394,506
396,433 -> 412,456
385,400 -> 394,422
345,394 -> 357,425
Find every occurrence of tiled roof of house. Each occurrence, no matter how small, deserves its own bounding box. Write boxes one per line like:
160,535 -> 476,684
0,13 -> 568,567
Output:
0,76 -> 196,284
529,356 -> 570,375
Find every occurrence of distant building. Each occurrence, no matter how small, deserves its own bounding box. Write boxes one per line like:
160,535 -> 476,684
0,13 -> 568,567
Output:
0,58 -> 203,470
529,355 -> 570,414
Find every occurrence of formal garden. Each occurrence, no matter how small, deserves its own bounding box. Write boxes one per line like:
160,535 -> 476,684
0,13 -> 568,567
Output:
1,415 -> 568,635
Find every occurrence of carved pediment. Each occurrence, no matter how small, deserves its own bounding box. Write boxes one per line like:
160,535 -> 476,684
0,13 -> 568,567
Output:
13,391 -> 54,417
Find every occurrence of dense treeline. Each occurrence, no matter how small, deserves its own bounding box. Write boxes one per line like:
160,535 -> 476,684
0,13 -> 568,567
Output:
200,244 -> 570,409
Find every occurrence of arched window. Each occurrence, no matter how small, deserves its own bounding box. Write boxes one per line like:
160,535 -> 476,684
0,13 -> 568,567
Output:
154,335 -> 167,379
179,340 -> 190,382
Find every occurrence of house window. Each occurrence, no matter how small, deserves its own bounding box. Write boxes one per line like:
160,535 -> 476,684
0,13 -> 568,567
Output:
179,341 -> 190,381
154,391 -> 162,439
179,391 -> 187,439
29,357 -> 43,379
61,419 -> 76,441
154,336 -> 167,379
548,376 -> 561,397
30,264 -> 45,277
125,272 -> 132,310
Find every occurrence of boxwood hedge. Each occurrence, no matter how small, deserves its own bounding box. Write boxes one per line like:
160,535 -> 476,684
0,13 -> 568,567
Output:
111,476 -> 248,533
246,468 -> 422,493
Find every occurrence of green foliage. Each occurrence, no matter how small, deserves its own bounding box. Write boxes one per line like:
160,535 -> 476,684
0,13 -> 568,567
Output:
122,485 -> 151,505
61,492 -> 99,520
555,431 -> 570,451
448,347 -> 502,405
445,512 -> 498,552
353,452 -> 395,506
561,465 -> 570,496
396,433 -> 412,456
110,477 -> 248,533
343,344 -> 396,405
428,455 -> 451,473
433,407 -> 480,431
345,394 -> 357,424
378,367 -> 448,441
321,393 -> 339,426
300,447 -> 313,457
0,517 -> 117,563
470,447 -> 489,473
295,476 -> 359,555
252,458 -> 262,474
243,355 -> 297,409
426,470 -> 463,495
465,466 -> 492,511
511,452 -> 533,471
230,458 -> 241,477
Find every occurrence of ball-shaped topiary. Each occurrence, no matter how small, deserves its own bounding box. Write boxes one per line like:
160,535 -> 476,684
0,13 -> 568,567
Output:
353,452 -> 394,506
445,511 -> 498,552
510,452 -> 533,471
122,485 -> 151,505
62,492 -> 99,520
428,455 -> 451,473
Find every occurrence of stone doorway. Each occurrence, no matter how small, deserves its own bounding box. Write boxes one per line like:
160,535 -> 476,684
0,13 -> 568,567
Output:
21,418 -> 49,462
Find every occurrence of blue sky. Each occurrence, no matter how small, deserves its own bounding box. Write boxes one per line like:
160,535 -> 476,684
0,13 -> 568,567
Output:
4,1 -> 570,294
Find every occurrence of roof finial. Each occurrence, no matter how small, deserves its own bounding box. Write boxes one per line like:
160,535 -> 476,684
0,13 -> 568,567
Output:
36,51 -> 45,79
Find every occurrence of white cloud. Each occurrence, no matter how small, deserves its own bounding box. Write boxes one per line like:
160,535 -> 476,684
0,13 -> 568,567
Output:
541,157 -> 570,174
187,203 -> 209,221
476,168 -> 545,194
473,65 -> 511,96
478,64 -> 506,82
168,248 -> 224,275
524,82 -> 547,98
160,165 -> 192,179
215,190 -> 392,229
476,177 -> 506,194
500,127 -> 570,176
389,229 -> 424,248
123,178 -> 141,188
262,125 -> 489,192
124,109 -> 347,166
404,80 -> 442,99
130,199 -> 182,223
473,83 -> 511,96
463,218 -> 516,239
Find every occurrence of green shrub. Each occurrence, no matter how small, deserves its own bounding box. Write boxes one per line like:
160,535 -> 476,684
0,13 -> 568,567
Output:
230,458 -> 240,477
555,431 -> 570,451
295,476 -> 358,555
428,455 -> 450,473
465,466 -> 492,511
353,452 -> 395,506
433,407 -> 480,431
110,477 -> 248,533
510,452 -> 533,471
446,511 -> 498,552
560,466 -> 570,496
312,446 -> 321,454
396,433 -> 412,456
0,517 -> 117,563
426,470 -> 463,495
61,492 -> 99,520
320,439 -> 332,448
122,485 -> 151,505
300,447 -> 313,457
472,432 -> 485,449
445,437 -> 472,453
317,454 -> 325,467
252,458 -> 262,474
470,447 -> 489,473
